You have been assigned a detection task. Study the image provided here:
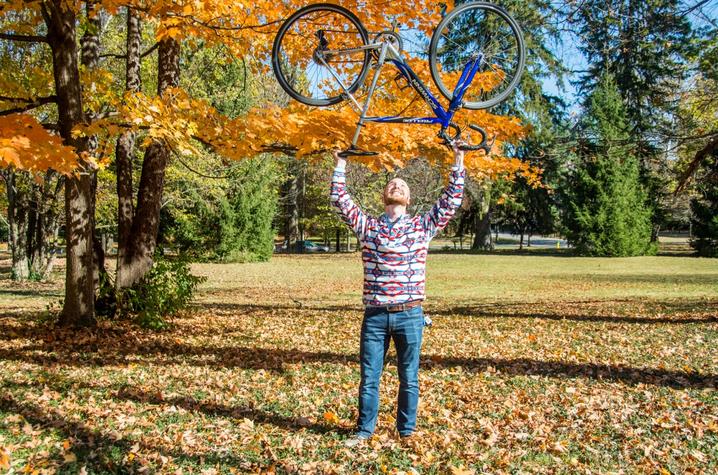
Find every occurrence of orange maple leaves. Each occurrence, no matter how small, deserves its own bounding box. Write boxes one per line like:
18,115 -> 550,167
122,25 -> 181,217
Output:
0,0 -> 541,185
0,114 -> 79,174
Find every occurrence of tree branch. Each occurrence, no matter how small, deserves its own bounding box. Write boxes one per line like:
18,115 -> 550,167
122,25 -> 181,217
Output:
679,0 -> 712,17
0,32 -> 48,43
141,42 -> 159,58
100,42 -> 159,60
675,134 -> 718,193
99,52 -> 126,59
39,0 -> 52,28
0,95 -> 58,116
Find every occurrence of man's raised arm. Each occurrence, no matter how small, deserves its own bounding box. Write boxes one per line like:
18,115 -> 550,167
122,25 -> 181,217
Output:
330,152 -> 370,240
421,144 -> 466,239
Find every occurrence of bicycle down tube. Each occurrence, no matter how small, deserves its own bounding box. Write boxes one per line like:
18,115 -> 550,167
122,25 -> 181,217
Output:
318,40 -> 484,149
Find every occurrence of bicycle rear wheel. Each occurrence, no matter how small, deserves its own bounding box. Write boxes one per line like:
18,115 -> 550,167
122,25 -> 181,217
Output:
429,2 -> 525,110
272,3 -> 372,107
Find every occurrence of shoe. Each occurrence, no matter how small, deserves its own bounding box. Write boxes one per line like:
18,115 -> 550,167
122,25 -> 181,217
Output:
344,434 -> 369,448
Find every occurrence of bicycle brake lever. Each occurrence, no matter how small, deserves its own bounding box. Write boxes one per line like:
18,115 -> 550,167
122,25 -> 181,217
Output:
457,124 -> 495,154
439,122 -> 461,149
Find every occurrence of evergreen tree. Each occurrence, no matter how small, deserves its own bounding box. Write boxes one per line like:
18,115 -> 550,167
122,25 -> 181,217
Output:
163,156 -> 279,262
573,0 -> 693,136
215,157 -> 279,262
568,0 -> 695,242
499,94 -> 567,247
562,74 -> 655,256
689,169 -> 718,257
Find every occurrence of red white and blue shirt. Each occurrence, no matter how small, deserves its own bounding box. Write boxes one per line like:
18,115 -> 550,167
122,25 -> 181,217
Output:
330,166 -> 465,306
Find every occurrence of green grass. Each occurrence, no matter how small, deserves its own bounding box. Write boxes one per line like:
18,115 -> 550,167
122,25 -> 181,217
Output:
0,251 -> 717,474
193,252 -> 717,307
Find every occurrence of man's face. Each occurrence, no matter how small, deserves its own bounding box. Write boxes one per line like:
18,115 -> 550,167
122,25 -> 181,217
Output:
383,178 -> 410,207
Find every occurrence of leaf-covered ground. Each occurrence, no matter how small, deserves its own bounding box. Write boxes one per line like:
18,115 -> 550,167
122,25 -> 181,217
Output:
1,252 -> 717,474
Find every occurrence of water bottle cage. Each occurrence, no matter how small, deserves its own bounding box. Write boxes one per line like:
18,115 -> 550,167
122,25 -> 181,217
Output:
393,72 -> 412,91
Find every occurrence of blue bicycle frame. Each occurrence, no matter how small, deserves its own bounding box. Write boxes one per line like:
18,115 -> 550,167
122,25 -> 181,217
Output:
317,39 -> 486,152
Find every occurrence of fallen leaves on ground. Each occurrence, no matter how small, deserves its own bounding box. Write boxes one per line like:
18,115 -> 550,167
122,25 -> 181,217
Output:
0,254 -> 717,474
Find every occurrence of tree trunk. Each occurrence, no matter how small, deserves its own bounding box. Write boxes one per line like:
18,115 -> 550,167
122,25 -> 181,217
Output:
472,211 -> 494,250
29,172 -> 63,278
81,4 -> 107,291
471,182 -> 494,251
116,38 -> 180,289
4,170 -> 62,281
115,8 -> 141,287
298,163 -> 305,242
6,171 -> 31,280
43,0 -> 94,326
282,162 -> 300,248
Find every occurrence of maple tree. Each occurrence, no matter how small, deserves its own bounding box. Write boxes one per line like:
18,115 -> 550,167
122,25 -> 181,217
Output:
1,0 -> 538,325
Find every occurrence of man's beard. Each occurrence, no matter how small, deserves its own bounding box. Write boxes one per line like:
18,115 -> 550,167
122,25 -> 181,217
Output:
384,194 -> 409,206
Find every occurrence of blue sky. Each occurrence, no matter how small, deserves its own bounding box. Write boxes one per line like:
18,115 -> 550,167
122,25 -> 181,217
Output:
541,30 -> 585,114
539,2 -> 718,115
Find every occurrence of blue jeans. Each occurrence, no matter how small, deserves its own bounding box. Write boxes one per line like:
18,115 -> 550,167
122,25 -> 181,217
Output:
357,305 -> 424,437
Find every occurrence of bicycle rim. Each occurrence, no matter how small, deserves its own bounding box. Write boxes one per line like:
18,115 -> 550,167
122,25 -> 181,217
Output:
429,2 -> 525,110
272,4 -> 371,107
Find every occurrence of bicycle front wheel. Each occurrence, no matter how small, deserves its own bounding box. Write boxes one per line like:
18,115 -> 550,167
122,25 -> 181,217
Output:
429,2 -> 526,110
272,3 -> 372,107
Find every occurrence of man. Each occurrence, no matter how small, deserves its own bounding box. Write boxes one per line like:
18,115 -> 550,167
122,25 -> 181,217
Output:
330,145 -> 465,447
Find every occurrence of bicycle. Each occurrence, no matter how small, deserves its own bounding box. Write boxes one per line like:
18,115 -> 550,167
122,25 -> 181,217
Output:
271,2 -> 525,158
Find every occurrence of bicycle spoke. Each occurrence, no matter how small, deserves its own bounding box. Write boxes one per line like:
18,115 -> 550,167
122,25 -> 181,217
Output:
272,5 -> 370,105
429,3 -> 525,109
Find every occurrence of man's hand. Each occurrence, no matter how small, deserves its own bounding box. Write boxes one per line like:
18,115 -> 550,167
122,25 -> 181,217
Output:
333,150 -> 347,171
451,140 -> 465,170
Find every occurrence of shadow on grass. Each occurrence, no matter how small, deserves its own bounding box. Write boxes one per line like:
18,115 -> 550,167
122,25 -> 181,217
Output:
192,300 -> 718,325
1,335 -> 715,389
427,248 -> 578,257
3,378 -> 349,440
114,386 -> 350,436
0,392 -> 260,473
548,273 -> 718,285
422,355 -> 717,389
0,288 -> 62,297
427,307 -> 718,325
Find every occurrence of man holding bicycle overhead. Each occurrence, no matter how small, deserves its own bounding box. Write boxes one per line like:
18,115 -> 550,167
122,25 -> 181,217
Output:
330,146 -> 465,447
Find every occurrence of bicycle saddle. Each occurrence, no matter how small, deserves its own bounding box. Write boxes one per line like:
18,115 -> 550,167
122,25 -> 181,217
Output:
338,146 -> 379,158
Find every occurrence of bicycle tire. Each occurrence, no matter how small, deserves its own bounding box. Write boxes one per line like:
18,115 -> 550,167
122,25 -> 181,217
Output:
272,3 -> 372,107
429,2 -> 526,110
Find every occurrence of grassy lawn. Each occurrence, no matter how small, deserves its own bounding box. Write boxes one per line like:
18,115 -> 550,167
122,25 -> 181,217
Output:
1,252 -> 717,474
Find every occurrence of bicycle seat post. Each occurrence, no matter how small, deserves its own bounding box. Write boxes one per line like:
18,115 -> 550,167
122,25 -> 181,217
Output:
349,41 -> 389,149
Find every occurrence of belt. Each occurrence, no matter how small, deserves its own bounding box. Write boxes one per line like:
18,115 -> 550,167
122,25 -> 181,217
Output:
367,300 -> 423,313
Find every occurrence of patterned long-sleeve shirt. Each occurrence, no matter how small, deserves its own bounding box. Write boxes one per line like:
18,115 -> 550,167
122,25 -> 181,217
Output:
330,166 -> 465,306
